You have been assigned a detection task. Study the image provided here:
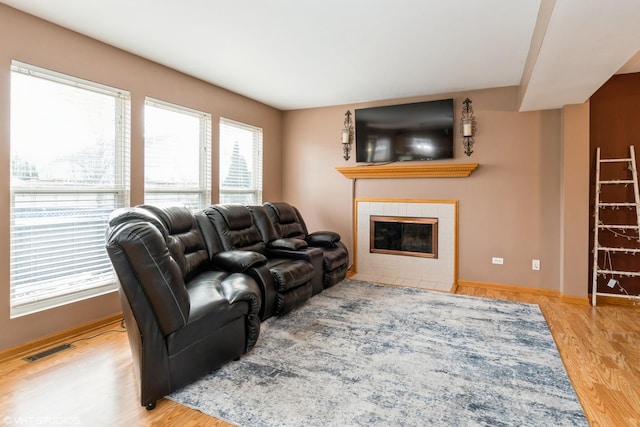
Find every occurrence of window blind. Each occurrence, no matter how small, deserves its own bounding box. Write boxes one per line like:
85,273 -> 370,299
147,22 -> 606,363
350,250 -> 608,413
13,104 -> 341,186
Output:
9,61 -> 130,317
144,98 -> 211,210
219,117 -> 263,204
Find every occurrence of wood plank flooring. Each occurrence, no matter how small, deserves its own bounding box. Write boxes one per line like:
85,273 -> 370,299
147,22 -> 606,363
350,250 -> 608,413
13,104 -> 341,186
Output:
0,285 -> 638,426
459,285 -> 640,427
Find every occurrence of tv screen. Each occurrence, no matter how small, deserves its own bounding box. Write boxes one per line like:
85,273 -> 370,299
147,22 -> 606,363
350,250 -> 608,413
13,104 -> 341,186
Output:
355,99 -> 454,162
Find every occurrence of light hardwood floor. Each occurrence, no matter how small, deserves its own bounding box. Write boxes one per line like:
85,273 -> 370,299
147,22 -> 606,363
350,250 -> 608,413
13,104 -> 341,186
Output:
0,286 -> 638,426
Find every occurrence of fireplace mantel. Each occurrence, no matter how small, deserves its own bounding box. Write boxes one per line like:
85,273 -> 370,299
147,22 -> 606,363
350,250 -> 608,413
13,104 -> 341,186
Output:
335,163 -> 479,179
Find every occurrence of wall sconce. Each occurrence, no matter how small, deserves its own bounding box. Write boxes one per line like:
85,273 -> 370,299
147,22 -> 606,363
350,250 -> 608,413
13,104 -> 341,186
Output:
341,110 -> 354,161
460,98 -> 477,157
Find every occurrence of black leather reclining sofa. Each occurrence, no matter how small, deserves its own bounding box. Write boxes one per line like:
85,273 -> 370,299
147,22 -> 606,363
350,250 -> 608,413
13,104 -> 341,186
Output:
105,202 -> 349,409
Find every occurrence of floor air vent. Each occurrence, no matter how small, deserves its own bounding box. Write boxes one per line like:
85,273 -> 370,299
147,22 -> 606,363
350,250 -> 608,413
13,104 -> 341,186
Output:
22,343 -> 74,363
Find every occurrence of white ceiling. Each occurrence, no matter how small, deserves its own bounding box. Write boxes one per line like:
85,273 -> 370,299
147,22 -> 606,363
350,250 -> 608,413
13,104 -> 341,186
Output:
2,0 -> 640,111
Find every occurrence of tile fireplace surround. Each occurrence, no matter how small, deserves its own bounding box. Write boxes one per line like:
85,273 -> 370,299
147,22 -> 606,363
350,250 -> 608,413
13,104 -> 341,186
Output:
351,199 -> 458,292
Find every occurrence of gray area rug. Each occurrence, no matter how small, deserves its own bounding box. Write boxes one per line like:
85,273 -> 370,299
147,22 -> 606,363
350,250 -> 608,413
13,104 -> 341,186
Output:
169,279 -> 587,426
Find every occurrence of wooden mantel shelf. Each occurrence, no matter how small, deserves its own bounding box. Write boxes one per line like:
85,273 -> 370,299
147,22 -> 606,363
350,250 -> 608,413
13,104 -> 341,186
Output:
335,163 -> 479,179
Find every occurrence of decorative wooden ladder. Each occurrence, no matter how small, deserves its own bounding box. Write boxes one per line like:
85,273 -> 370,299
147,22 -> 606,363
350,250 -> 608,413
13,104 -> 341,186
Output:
591,145 -> 640,306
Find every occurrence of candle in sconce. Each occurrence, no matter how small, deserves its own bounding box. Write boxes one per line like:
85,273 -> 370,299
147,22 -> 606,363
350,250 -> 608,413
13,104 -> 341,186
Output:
342,130 -> 349,144
463,121 -> 472,137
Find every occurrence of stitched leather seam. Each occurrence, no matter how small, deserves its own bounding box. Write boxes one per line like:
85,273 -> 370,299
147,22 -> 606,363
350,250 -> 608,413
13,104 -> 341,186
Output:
136,234 -> 188,326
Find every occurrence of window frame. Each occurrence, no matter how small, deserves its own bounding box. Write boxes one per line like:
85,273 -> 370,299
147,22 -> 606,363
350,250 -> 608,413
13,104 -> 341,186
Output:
143,97 -> 212,210
9,60 -> 131,318
219,117 -> 263,205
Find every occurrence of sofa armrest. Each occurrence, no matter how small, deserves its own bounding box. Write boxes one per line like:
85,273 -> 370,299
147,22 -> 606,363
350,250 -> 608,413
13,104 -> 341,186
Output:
306,231 -> 341,247
212,250 -> 267,273
269,237 -> 308,250
219,273 -> 262,351
220,273 -> 262,314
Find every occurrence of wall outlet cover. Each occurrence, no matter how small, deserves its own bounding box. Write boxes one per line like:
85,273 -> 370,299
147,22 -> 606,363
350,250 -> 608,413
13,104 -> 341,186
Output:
607,278 -> 618,288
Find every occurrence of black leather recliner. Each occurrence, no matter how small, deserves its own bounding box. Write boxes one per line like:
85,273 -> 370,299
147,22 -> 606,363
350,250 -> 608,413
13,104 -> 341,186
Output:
249,205 -> 326,296
194,209 -> 277,321
203,204 -> 315,317
264,202 -> 349,289
105,206 -> 262,409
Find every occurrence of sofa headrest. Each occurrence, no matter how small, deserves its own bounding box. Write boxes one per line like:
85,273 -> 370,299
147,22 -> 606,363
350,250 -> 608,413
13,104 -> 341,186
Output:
134,205 -> 210,283
108,207 -> 168,240
139,205 -> 194,235
264,202 -> 307,239
211,205 -> 254,230
203,205 -> 266,253
265,202 -> 298,224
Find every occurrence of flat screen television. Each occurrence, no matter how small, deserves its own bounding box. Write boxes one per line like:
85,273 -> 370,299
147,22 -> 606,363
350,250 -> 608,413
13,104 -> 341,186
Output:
355,99 -> 454,162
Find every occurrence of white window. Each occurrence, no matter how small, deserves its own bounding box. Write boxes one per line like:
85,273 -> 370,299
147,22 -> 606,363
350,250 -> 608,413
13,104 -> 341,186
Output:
219,118 -> 263,204
144,99 -> 211,209
10,61 -> 130,318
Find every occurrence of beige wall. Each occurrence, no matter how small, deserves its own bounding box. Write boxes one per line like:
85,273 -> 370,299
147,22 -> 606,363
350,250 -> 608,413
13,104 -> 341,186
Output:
283,87 -> 589,296
0,5 -> 283,350
560,102 -> 590,297
0,4 -> 594,351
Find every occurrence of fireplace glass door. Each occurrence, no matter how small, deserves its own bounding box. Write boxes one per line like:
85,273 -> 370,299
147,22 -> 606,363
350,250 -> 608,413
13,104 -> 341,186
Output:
370,216 -> 438,258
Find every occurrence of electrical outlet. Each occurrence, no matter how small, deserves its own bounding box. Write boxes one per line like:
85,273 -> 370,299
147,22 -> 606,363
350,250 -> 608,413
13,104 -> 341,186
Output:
492,257 -> 504,265
532,259 -> 540,270
607,278 -> 618,288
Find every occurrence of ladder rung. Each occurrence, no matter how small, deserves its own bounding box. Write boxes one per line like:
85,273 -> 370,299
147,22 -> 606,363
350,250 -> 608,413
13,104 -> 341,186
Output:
597,247 -> 640,253
599,158 -> 633,163
599,180 -> 634,184
598,203 -> 638,207
596,269 -> 640,277
597,224 -> 640,229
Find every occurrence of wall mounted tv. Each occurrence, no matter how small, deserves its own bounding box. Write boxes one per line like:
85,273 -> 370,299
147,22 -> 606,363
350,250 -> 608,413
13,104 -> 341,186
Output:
355,99 -> 454,163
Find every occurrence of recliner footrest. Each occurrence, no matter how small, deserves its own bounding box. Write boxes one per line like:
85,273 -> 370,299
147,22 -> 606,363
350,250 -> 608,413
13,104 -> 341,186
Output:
274,282 -> 313,315
268,259 -> 315,292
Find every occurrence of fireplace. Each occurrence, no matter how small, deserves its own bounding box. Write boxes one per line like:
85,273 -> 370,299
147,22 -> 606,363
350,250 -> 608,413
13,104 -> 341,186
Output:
370,216 -> 438,258
353,199 -> 457,292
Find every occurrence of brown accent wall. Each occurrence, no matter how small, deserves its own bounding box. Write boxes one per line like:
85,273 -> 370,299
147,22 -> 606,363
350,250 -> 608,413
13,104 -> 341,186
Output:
283,87 -> 590,296
0,5 -> 283,351
590,73 -> 640,296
